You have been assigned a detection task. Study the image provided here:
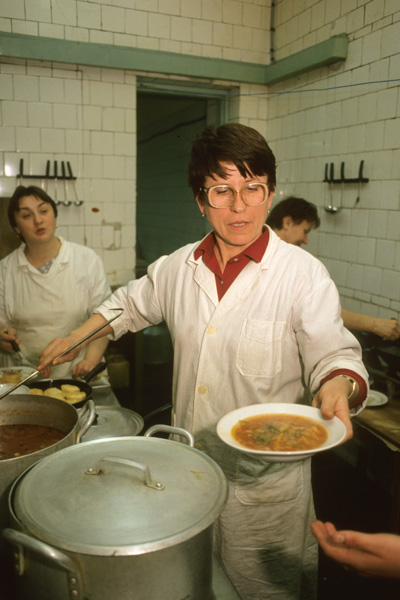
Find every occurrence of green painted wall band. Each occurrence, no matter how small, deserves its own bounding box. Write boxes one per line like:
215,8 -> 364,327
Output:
0,31 -> 348,85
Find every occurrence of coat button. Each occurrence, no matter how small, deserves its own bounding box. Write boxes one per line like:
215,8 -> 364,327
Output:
198,385 -> 207,394
207,326 -> 215,334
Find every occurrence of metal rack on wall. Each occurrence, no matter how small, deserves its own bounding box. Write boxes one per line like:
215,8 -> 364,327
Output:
16,159 -> 83,206
323,160 -> 369,214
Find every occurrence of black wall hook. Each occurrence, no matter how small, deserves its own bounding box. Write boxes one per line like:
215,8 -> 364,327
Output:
323,160 -> 369,184
17,158 -> 77,182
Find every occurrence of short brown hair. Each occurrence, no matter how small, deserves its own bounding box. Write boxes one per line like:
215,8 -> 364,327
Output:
267,197 -> 320,230
188,123 -> 277,198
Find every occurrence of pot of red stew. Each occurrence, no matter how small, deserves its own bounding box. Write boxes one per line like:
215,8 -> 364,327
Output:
0,394 -> 95,600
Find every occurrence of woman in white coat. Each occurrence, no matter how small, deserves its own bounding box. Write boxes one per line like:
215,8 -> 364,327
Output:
38,124 -> 369,600
0,185 -> 111,378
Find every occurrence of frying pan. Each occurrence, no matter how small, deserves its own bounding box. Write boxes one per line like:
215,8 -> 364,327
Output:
0,308 -> 123,400
26,362 -> 106,408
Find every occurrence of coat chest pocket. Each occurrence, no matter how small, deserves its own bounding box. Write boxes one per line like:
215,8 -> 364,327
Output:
236,319 -> 285,377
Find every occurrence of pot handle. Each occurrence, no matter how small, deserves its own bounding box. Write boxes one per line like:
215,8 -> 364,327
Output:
144,424 -> 195,447
2,528 -> 83,596
85,456 -> 164,490
75,398 -> 96,443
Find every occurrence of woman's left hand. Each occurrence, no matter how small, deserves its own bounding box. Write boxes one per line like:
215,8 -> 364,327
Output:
0,328 -> 21,354
312,377 -> 353,440
72,359 -> 98,379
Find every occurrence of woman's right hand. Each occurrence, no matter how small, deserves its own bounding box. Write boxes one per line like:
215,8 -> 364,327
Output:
38,314 -> 111,376
37,335 -> 82,375
0,328 -> 21,354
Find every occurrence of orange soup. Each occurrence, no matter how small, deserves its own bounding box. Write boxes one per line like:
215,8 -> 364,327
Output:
232,413 -> 328,452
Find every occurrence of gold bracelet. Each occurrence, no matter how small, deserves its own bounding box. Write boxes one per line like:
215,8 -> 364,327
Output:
339,374 -> 358,404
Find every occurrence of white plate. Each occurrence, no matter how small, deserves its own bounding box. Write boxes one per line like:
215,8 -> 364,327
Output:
0,383 -> 30,395
217,403 -> 347,462
0,366 -> 38,383
367,390 -> 388,407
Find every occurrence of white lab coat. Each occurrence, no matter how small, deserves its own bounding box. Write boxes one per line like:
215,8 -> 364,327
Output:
98,228 -> 368,599
0,238 -> 111,377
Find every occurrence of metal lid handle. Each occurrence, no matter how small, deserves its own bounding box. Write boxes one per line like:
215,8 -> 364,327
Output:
85,456 -> 164,490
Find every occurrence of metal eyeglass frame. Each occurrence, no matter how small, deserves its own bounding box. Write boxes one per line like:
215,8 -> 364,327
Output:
201,183 -> 270,208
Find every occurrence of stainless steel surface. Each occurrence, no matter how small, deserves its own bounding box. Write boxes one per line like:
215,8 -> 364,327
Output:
91,384 -> 120,406
5,525 -> 215,600
5,427 -> 228,600
81,405 -> 144,441
0,385 -> 235,600
0,396 -> 95,501
144,423 -> 195,446
0,393 -> 94,590
11,432 -> 227,553
212,554 -> 241,599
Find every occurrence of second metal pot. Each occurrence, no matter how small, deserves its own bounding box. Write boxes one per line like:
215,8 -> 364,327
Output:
0,394 -> 95,599
81,405 -> 144,441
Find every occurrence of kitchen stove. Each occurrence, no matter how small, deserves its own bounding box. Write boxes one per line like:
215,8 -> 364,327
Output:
352,330 -> 400,399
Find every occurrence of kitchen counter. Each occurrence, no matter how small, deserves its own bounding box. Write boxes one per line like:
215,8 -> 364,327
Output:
91,381 -> 121,407
355,396 -> 400,450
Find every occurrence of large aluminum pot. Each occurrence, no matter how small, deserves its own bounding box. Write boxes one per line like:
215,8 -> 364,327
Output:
0,395 -> 95,553
4,425 -> 228,600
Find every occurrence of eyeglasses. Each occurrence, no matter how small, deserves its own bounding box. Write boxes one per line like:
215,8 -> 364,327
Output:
202,183 -> 270,208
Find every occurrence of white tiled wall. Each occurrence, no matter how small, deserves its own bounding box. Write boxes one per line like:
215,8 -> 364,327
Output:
0,1 -> 272,286
268,0 -> 400,320
0,60 -> 138,287
0,0 -> 398,324
0,0 -> 272,64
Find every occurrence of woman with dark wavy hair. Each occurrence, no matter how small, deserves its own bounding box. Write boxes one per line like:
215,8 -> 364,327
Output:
0,185 -> 110,377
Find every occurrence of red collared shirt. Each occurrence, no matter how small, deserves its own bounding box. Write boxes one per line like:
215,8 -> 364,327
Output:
194,227 -> 270,301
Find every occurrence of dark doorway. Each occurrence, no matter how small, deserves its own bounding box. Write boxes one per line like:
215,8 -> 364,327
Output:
136,89 -> 226,272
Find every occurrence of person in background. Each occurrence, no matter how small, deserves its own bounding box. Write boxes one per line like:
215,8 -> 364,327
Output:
38,123 -> 369,600
267,197 -> 400,341
0,185 -> 111,378
266,196 -> 321,247
311,520 -> 400,580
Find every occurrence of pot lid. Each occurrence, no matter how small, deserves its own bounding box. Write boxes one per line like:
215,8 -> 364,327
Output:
12,435 -> 228,556
82,406 -> 144,441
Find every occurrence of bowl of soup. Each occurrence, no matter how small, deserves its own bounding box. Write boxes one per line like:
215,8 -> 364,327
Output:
217,403 -> 347,462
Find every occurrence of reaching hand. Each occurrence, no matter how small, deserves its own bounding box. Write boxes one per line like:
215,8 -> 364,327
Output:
371,318 -> 400,341
37,335 -> 82,374
311,521 -> 400,579
72,359 -> 99,379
